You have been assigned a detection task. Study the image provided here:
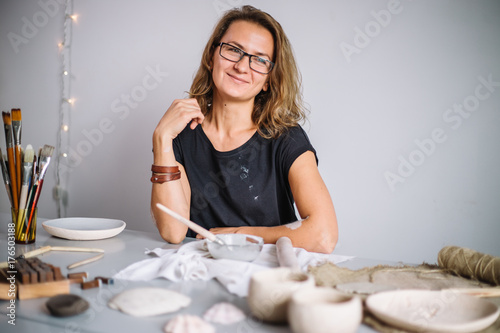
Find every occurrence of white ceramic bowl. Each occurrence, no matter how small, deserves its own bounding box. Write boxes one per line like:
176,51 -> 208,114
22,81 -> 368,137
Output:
288,287 -> 362,333
247,267 -> 315,324
42,217 -> 126,240
206,234 -> 263,261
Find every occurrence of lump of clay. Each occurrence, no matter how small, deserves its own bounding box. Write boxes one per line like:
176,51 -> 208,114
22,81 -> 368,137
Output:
164,315 -> 215,333
46,294 -> 89,317
108,287 -> 191,317
203,302 -> 245,324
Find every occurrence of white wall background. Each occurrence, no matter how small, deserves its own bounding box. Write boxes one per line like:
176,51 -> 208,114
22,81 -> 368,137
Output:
1,0 -> 499,264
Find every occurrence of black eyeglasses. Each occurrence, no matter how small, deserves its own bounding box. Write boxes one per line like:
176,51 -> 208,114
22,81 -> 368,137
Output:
218,42 -> 274,74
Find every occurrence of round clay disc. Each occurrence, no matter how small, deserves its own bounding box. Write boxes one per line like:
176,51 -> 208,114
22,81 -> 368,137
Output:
46,294 -> 90,317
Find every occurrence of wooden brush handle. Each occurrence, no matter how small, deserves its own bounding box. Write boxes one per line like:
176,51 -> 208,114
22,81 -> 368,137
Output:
15,145 -> 22,198
6,147 -> 18,210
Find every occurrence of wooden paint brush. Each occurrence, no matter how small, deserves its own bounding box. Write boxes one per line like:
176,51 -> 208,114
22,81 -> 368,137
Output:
24,145 -> 54,239
2,111 -> 18,211
16,145 -> 34,238
0,150 -> 13,207
11,108 -> 22,198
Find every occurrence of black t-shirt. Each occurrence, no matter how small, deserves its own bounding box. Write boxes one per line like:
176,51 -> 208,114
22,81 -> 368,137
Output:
173,125 -> 317,238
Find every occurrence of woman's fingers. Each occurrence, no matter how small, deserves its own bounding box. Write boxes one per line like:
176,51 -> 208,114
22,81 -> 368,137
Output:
155,98 -> 204,140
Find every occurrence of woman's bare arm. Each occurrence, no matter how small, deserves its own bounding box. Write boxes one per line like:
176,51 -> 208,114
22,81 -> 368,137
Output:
151,99 -> 204,243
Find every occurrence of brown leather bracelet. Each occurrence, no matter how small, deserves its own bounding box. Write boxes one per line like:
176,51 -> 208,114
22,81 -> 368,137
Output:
151,165 -> 179,173
151,172 -> 181,184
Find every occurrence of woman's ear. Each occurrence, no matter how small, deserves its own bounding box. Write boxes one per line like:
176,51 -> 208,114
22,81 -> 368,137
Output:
263,82 -> 269,92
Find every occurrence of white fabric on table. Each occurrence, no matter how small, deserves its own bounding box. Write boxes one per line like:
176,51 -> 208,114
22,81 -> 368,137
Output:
114,240 -> 353,297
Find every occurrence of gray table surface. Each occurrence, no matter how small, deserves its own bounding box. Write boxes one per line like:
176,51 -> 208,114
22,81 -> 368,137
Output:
0,213 -> 392,333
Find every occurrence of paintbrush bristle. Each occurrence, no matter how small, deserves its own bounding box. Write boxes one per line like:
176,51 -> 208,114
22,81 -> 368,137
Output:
41,145 -> 55,158
24,145 -> 34,163
11,109 -> 21,121
2,111 -> 11,125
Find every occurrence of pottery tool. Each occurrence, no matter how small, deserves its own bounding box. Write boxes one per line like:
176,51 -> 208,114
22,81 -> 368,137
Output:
23,144 -> 54,240
0,257 -> 69,300
446,287 -> 500,298
156,203 -> 225,246
2,111 -> 18,211
276,237 -> 300,271
15,145 -> 34,238
11,108 -> 22,198
67,253 -> 105,270
0,150 -> 13,207
0,246 -> 105,269
438,246 -> 500,286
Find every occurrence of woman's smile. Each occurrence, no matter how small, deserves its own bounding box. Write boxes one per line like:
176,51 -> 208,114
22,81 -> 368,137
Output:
227,72 -> 249,84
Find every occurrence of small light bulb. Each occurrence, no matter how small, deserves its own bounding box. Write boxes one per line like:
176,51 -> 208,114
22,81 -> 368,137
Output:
67,98 -> 75,105
69,14 -> 78,22
58,42 -> 64,48
62,153 -> 68,158
62,125 -> 69,132
63,70 -> 69,75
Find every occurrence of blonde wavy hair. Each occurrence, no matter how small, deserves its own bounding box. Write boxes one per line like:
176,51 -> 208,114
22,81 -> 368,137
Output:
189,5 -> 307,139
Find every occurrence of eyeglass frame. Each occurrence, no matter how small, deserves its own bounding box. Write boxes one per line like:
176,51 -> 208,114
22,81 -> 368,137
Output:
217,42 -> 275,74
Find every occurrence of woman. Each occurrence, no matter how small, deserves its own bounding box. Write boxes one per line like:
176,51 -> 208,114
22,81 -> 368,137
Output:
151,5 -> 338,253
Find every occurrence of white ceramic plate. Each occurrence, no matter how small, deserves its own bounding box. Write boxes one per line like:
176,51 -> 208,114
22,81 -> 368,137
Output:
366,289 -> 500,333
42,217 -> 126,240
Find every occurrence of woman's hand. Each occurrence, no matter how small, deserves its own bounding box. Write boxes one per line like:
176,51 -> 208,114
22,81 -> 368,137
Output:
195,226 -> 242,239
153,98 -> 205,147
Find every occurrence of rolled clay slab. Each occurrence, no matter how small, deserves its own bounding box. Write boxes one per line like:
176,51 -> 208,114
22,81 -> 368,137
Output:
108,287 -> 191,317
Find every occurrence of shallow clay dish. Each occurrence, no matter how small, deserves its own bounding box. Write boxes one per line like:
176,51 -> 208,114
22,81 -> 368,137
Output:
42,217 -> 126,240
366,289 -> 500,333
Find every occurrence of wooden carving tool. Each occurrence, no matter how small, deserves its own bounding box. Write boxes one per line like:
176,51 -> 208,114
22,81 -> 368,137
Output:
68,253 -> 105,270
2,111 -> 18,211
0,246 -> 105,269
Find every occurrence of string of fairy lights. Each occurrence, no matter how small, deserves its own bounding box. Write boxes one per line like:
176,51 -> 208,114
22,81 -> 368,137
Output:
55,0 -> 77,218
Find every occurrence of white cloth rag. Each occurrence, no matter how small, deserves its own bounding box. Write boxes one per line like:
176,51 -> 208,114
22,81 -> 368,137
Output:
113,240 -> 354,297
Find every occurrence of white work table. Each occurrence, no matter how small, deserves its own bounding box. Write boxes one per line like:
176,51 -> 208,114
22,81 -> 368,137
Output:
0,213 -> 392,333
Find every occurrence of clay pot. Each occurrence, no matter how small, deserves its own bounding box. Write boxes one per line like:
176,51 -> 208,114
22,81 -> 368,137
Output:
288,287 -> 362,333
247,267 -> 315,324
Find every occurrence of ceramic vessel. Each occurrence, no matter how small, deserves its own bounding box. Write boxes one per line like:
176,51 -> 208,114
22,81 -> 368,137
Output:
366,289 -> 500,333
207,234 -> 263,261
247,267 -> 315,323
288,287 -> 362,333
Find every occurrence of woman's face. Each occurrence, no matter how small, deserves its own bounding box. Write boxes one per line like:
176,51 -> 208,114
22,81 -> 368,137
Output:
211,20 -> 274,104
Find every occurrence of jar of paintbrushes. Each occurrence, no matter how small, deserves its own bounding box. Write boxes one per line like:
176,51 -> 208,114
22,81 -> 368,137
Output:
1,109 -> 54,244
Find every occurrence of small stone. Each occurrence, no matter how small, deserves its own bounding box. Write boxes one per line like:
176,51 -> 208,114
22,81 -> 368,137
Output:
46,294 -> 89,317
